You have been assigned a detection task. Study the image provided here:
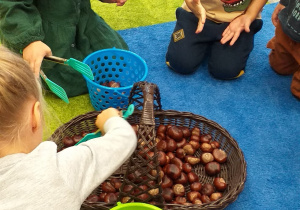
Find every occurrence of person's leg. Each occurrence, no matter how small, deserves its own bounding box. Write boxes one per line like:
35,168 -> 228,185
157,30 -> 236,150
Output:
267,22 -> 298,75
208,19 -> 263,79
165,8 -> 210,74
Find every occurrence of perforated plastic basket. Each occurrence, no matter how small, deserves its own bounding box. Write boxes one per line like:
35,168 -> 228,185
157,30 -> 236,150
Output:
83,48 -> 148,110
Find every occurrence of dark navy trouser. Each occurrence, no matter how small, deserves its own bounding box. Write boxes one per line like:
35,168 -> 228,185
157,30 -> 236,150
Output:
166,7 -> 263,79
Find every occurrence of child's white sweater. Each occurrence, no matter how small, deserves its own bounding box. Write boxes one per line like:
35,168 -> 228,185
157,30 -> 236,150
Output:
0,117 -> 137,210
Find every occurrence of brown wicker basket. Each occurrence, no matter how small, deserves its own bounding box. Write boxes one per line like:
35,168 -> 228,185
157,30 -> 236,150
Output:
49,81 -> 246,210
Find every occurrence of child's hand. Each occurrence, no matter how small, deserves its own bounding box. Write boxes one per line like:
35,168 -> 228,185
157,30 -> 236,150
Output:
185,0 -> 206,33
100,0 -> 127,6
95,108 -> 121,134
220,14 -> 252,46
272,3 -> 285,27
23,41 -> 52,77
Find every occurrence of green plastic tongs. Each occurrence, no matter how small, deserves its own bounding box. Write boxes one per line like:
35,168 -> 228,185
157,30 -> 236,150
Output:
75,104 -> 135,145
44,55 -> 94,80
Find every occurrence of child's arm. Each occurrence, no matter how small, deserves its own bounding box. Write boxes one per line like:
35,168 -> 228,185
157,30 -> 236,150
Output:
56,109 -> 137,201
183,0 -> 206,33
220,0 -> 268,46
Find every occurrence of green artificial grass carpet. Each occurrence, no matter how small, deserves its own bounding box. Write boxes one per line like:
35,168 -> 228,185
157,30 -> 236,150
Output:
43,0 -> 182,139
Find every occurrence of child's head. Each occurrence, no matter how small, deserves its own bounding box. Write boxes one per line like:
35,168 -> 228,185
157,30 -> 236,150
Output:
0,46 -> 44,153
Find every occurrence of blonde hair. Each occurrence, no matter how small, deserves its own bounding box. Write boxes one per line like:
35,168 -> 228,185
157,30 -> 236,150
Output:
0,46 -> 44,141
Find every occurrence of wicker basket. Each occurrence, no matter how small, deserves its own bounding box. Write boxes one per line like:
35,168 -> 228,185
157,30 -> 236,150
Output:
50,82 -> 246,210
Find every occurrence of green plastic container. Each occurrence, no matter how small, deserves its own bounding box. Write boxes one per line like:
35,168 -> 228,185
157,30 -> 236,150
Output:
111,202 -> 162,210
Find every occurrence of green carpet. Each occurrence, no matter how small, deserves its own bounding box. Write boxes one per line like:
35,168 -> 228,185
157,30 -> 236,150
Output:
44,0 -> 182,139
44,0 -> 277,139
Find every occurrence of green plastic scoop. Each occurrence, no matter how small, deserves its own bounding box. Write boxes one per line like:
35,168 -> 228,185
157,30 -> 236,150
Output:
44,55 -> 94,80
75,104 -> 135,145
40,70 -> 69,103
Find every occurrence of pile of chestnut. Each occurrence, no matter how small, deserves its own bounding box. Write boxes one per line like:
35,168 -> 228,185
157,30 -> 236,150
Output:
101,80 -> 121,88
58,123 -> 229,206
86,178 -> 123,203
150,124 -> 228,205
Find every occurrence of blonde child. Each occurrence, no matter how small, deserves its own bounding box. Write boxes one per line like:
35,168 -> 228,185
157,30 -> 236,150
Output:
0,46 -> 137,209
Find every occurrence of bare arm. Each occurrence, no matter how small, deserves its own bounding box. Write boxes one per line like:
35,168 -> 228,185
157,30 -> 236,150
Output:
183,0 -> 206,33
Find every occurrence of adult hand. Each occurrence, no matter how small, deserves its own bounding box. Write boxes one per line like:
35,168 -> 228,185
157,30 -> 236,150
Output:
95,108 -> 121,134
185,0 -> 206,33
271,3 -> 285,27
22,41 -> 52,77
220,14 -> 252,46
100,0 -> 127,6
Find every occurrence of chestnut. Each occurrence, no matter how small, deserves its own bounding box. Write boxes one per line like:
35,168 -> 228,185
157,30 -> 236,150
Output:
185,155 -> 201,165
62,136 -> 75,147
148,188 -> 159,196
158,151 -> 167,166
110,178 -> 122,190
187,191 -> 201,202
180,126 -> 191,138
176,138 -> 187,148
162,188 -> 174,202
200,194 -> 211,203
175,172 -> 188,185
86,194 -> 99,203
200,143 -> 213,153
157,140 -> 167,152
193,198 -> 202,204
161,175 -> 173,189
175,148 -> 186,159
175,196 -> 187,204
98,192 -> 107,202
201,152 -> 214,164
213,177 -> 227,191
200,134 -> 212,143
157,124 -> 167,134
165,164 -> 181,180
191,127 -> 201,136
200,183 -> 215,196
72,134 -> 82,144
189,140 -> 200,150
212,148 -> 227,163
167,125 -> 183,141
210,192 -> 223,201
123,185 -> 134,194
205,161 -> 221,176
187,172 -> 199,183
101,182 -> 116,193
166,139 -> 177,152
166,151 -> 175,160
182,163 -> 192,173
104,193 -> 118,203
190,135 -> 200,142
210,141 -> 220,149
183,144 -> 195,155
121,196 -> 132,203
172,184 -> 185,197
190,182 -> 202,192
170,157 -> 183,170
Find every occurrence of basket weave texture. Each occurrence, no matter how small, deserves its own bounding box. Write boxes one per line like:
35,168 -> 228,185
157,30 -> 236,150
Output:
50,82 -> 246,210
